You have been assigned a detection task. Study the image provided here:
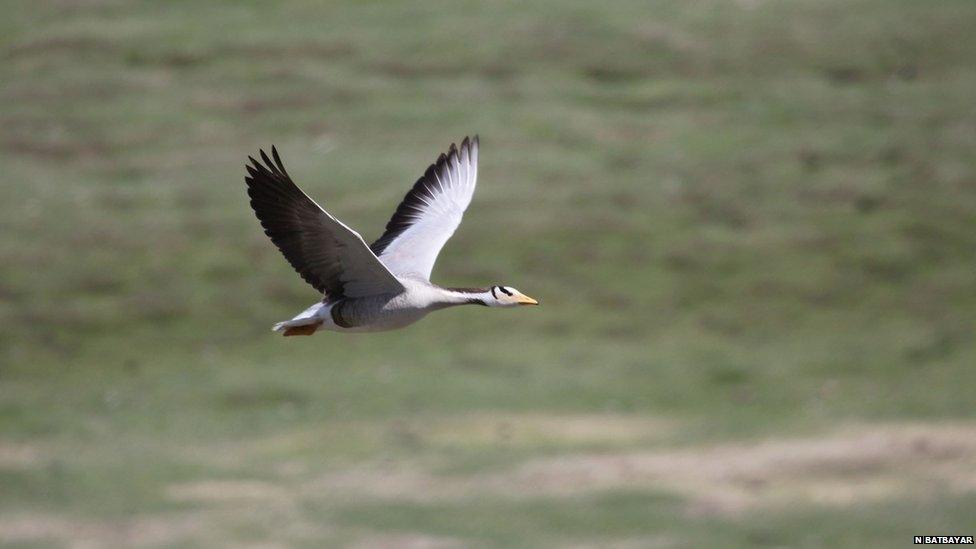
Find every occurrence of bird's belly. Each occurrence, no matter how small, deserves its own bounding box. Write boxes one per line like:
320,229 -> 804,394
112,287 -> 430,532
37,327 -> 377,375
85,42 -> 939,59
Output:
339,312 -> 426,333
324,297 -> 428,333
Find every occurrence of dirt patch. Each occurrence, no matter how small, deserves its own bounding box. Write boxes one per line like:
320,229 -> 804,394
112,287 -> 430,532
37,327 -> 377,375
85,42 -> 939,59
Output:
348,533 -> 466,549
0,513 -> 201,547
493,422 -> 976,515
312,422 -> 976,515
310,466 -> 459,502
418,413 -> 675,448
0,442 -> 44,468
186,413 -> 674,470
565,537 -> 678,549
166,480 -> 290,504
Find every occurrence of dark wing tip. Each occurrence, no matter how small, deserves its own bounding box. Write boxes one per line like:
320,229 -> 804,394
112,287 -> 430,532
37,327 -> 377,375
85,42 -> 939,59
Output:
461,135 -> 479,157
271,145 -> 291,179
460,135 -> 478,148
245,146 -> 292,186
258,148 -> 284,178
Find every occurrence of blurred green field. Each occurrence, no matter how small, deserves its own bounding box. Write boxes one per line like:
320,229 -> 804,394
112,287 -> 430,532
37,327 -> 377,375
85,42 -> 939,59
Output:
2,0 -> 976,547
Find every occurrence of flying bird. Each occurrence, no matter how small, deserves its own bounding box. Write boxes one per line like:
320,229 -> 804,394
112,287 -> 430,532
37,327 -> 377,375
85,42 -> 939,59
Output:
245,136 -> 538,336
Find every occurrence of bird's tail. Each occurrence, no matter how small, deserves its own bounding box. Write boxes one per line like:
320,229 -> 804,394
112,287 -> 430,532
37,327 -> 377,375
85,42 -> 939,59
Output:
272,318 -> 323,336
272,302 -> 326,336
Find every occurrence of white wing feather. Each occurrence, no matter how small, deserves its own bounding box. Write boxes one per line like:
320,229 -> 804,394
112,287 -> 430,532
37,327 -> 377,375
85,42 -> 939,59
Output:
370,137 -> 479,280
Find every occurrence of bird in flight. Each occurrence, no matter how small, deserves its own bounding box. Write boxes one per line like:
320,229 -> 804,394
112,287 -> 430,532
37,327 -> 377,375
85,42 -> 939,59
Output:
245,136 -> 538,336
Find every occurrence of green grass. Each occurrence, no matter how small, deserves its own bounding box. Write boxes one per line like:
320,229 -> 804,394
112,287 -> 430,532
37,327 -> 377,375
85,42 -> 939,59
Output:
2,0 -> 975,546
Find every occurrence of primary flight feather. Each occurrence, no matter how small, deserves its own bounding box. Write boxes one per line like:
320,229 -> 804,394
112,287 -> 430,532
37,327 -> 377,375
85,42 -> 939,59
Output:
245,136 -> 538,336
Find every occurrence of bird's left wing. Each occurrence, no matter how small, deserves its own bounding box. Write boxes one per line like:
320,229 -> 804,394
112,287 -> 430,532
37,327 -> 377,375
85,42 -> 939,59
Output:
245,148 -> 405,300
370,136 -> 479,280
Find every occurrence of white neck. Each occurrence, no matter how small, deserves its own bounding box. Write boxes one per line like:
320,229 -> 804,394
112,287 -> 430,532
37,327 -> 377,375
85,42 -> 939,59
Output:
432,287 -> 493,308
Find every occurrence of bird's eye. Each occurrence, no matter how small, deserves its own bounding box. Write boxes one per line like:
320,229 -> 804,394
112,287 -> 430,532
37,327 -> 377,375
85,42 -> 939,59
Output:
499,286 -> 513,297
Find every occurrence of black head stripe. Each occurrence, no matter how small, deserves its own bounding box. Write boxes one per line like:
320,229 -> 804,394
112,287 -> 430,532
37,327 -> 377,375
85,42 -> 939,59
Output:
490,286 -> 498,299
499,286 -> 513,296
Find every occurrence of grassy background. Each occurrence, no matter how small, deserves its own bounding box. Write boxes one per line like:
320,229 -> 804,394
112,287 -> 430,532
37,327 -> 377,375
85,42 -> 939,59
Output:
2,0 -> 975,547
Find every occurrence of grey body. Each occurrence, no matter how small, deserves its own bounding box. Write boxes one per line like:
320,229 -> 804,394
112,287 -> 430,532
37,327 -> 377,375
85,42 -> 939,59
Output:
287,277 -> 487,334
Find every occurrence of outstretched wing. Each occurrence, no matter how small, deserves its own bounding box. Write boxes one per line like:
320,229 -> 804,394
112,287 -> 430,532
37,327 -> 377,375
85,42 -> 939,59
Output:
245,147 -> 405,300
371,136 -> 479,279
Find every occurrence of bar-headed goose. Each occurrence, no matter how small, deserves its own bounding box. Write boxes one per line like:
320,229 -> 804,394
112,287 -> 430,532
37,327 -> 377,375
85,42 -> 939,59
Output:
245,136 -> 538,336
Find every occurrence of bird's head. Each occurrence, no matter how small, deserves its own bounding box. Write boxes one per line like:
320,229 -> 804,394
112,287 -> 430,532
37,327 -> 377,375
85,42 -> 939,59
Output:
487,285 -> 538,307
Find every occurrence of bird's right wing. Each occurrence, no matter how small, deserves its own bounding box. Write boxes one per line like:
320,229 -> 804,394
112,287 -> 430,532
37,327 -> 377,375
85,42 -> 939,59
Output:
245,148 -> 405,300
370,136 -> 479,279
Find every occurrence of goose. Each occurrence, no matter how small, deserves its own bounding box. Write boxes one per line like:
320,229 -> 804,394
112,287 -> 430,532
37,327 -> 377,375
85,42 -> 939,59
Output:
244,136 -> 538,336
